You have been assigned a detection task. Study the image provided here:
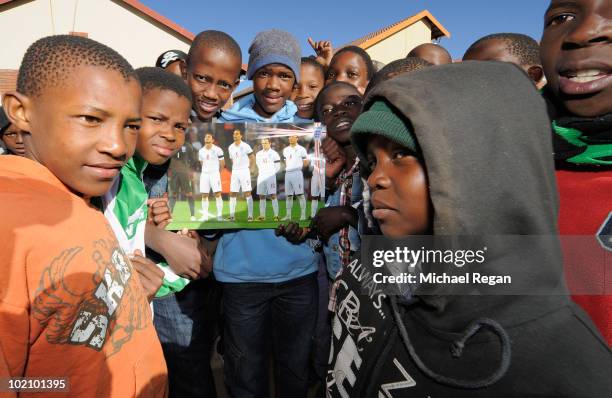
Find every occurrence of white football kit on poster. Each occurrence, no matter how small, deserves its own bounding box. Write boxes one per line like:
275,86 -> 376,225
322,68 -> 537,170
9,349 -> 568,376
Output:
283,144 -> 307,195
229,141 -> 253,192
256,149 -> 281,196
198,145 -> 224,193
310,153 -> 326,198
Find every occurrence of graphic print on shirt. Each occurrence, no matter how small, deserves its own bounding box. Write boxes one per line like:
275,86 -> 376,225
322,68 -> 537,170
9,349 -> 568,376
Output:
31,233 -> 150,355
379,358 -> 417,397
336,287 -> 376,344
596,212 -> 612,251
327,277 -> 376,397
327,257 -> 415,397
346,258 -> 387,319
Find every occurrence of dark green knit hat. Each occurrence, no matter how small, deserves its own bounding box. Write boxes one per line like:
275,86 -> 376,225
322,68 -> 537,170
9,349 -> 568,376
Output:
351,99 -> 418,168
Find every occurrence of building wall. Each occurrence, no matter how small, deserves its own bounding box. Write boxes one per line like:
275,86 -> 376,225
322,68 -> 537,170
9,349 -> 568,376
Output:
365,20 -> 432,65
0,0 -> 191,70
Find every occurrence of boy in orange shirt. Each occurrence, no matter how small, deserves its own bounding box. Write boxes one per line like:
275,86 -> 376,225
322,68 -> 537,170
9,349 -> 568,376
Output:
0,35 -> 167,397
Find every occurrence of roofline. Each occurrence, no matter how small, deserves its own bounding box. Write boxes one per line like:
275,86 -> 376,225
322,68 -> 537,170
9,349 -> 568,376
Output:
355,9 -> 450,50
0,0 -> 196,42
0,0 -> 248,73
115,0 -> 194,42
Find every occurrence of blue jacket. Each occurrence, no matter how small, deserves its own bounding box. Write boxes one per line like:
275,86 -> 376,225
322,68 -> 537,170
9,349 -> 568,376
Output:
219,94 -> 312,123
214,93 -> 319,283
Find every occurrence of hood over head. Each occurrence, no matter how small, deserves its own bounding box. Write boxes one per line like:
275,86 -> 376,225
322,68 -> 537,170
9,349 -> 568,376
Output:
353,61 -> 569,330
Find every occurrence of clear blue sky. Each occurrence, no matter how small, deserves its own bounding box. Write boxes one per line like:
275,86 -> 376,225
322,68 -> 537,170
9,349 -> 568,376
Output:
141,0 -> 549,61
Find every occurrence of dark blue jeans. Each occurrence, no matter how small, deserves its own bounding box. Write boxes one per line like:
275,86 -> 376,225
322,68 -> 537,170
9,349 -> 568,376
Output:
153,278 -> 221,398
222,272 -> 318,398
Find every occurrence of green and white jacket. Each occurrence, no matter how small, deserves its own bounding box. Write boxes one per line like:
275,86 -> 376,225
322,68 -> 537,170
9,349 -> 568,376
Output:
102,155 -> 189,298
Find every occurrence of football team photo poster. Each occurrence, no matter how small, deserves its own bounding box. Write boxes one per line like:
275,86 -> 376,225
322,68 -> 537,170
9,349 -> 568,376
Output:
166,123 -> 326,230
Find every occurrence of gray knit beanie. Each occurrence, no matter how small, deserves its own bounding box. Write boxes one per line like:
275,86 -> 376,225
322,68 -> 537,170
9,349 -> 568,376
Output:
247,29 -> 301,81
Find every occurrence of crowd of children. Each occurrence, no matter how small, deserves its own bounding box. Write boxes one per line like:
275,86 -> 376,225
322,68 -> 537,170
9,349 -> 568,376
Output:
1,0 -> 611,396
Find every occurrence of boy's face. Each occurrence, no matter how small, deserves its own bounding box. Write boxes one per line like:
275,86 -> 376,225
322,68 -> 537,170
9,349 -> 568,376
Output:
233,130 -> 242,143
252,63 -> 296,118
289,135 -> 298,145
205,133 -> 213,146
291,63 -> 324,119
319,86 -> 362,145
3,65 -> 142,197
540,0 -> 612,116
262,138 -> 271,150
326,52 -> 369,95
187,46 -> 241,121
366,135 -> 430,238
1,124 -> 26,156
136,88 -> 190,165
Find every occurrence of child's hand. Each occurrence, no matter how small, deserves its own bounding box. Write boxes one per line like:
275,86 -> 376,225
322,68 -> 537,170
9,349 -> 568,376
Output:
147,193 -> 172,229
322,137 -> 346,180
176,228 -> 214,274
130,249 -> 164,303
163,232 -> 212,280
311,206 -> 357,243
308,38 -> 334,67
275,222 -> 309,244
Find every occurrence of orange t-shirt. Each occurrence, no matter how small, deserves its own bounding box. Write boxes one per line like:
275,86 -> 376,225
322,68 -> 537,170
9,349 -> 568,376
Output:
0,156 -> 168,397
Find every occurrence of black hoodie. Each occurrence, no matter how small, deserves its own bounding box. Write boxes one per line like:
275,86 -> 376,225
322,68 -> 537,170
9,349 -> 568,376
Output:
326,62 -> 612,397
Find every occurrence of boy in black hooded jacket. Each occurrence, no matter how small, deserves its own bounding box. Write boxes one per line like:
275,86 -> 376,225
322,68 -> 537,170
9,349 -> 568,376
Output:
326,62 -> 612,397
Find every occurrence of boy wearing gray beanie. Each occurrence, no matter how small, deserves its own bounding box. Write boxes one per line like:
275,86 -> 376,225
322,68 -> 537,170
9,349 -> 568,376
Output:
220,29 -> 311,122
215,29 -> 321,398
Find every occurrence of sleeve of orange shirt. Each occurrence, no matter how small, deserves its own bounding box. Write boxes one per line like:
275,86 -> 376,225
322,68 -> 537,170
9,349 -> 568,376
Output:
0,300 -> 29,386
0,317 -> 19,398
0,337 -> 18,398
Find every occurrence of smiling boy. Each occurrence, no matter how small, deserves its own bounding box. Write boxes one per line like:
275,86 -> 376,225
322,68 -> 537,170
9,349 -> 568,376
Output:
215,29 -> 320,397
0,35 -> 167,397
187,30 -> 243,123
540,0 -> 612,345
291,57 -> 325,120
147,30 -> 243,398
220,29 -> 310,123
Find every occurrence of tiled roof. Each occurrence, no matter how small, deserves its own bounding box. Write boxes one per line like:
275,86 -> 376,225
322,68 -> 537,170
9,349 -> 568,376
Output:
0,69 -> 17,99
349,10 -> 450,49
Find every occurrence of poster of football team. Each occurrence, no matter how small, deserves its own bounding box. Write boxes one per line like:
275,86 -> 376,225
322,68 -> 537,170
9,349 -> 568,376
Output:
166,123 -> 325,230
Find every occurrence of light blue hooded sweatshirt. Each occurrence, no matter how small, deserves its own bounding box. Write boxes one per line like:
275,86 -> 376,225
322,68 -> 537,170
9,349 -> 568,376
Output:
215,94 -> 319,283
219,94 -> 312,124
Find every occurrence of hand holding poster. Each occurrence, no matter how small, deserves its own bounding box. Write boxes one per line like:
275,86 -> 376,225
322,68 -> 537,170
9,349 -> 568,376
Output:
166,122 -> 325,230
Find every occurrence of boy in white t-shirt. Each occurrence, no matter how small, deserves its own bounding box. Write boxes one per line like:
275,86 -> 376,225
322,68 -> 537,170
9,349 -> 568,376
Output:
255,138 -> 281,221
282,135 -> 309,220
228,129 -> 255,221
198,133 -> 225,221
